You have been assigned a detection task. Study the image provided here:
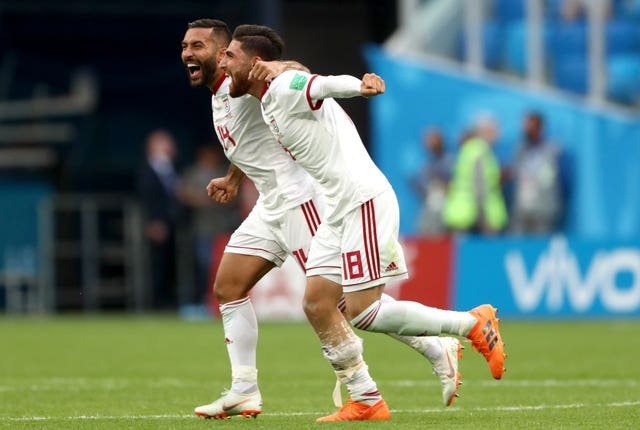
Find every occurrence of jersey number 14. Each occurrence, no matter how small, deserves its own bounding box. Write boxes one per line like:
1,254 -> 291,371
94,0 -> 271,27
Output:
216,125 -> 237,151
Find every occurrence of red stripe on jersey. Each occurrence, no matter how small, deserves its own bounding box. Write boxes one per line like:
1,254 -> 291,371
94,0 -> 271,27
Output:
307,200 -> 322,229
306,75 -> 324,111
368,201 -> 381,279
300,203 -> 316,235
361,203 -> 374,281
341,253 -> 348,280
212,74 -> 227,95
260,82 -> 270,100
368,202 -> 379,279
363,201 -> 380,280
341,271 -> 408,287
292,249 -> 306,271
225,245 -> 285,262
304,202 -> 318,232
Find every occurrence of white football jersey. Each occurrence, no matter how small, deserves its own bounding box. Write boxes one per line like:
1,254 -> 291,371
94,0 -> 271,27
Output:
211,74 -> 315,223
260,70 -> 391,225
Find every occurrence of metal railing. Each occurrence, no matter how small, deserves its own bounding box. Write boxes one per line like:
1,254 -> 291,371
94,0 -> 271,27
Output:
391,0 -> 620,106
37,194 -> 147,313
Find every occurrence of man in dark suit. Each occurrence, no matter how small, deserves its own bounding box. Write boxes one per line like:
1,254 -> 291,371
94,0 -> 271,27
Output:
137,129 -> 182,309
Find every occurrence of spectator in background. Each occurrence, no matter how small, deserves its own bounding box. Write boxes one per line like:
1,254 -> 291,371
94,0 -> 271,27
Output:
180,144 -> 241,304
443,116 -> 508,234
560,0 -> 612,21
137,129 -> 182,309
510,111 -> 564,234
412,128 -> 453,236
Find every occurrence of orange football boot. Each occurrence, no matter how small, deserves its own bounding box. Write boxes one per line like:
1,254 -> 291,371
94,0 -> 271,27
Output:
467,304 -> 506,379
316,398 -> 390,422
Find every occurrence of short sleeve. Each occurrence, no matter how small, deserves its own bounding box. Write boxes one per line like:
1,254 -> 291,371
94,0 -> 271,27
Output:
268,70 -> 323,113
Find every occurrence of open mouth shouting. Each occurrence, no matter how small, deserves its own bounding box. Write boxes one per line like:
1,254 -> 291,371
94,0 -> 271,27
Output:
186,63 -> 202,83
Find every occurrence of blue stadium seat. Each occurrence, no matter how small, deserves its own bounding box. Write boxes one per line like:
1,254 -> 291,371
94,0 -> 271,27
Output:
607,54 -> 640,103
606,19 -> 640,54
494,0 -> 526,22
553,55 -> 588,94
504,20 -> 527,75
620,0 -> 640,20
504,20 -> 554,76
456,21 -> 505,70
546,0 -> 565,19
551,21 -> 588,59
483,21 -> 505,70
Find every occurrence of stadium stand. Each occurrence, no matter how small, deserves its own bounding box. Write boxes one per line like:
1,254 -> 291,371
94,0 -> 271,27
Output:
456,0 -> 640,104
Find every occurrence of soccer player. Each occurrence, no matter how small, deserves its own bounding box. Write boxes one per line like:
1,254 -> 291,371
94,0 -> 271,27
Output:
220,25 -> 507,422
182,19 -> 472,418
181,19 -> 465,420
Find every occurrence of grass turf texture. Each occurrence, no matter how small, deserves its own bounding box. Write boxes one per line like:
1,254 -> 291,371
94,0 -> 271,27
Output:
1,316 -> 639,429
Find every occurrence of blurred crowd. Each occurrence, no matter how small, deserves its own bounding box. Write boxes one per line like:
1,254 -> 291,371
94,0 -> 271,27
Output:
137,108 -> 571,309
136,129 -> 249,311
412,111 -> 568,237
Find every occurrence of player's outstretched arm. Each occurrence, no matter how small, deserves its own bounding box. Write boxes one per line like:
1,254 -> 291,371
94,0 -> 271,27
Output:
308,73 -> 385,100
206,163 -> 245,204
250,60 -> 310,82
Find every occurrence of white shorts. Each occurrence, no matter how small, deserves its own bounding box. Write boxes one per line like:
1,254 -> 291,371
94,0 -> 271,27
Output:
306,189 -> 409,292
225,198 -> 323,270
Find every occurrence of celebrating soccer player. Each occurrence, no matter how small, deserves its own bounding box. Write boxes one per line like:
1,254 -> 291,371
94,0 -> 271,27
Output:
219,24 -> 507,421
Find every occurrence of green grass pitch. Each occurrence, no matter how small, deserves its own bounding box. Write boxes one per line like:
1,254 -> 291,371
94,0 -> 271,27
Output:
1,315 -> 639,429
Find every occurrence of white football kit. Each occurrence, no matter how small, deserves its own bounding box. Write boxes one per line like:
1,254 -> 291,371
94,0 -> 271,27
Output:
260,71 -> 408,291
211,74 -> 322,268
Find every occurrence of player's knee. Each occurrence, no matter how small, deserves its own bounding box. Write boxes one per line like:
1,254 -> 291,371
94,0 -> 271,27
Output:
213,278 -> 246,304
341,300 -> 372,322
302,296 -> 319,319
302,294 -> 333,320
343,305 -> 361,322
347,300 -> 383,331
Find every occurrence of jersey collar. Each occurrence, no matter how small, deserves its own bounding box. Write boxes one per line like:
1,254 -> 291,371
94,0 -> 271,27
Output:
211,73 -> 227,95
259,82 -> 270,101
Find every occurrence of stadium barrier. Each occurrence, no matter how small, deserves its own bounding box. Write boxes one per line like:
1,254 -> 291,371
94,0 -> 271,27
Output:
455,235 -> 640,318
208,235 -> 640,320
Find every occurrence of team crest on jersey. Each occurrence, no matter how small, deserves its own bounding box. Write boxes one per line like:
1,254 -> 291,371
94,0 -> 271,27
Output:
289,74 -> 308,91
268,115 -> 281,135
222,96 -> 231,114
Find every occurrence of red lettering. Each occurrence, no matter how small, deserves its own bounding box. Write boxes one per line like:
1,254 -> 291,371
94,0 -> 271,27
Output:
343,251 -> 364,280
216,125 -> 237,150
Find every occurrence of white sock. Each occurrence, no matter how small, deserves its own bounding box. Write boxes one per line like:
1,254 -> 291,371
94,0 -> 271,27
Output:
379,294 -> 443,362
219,297 -> 258,394
320,321 -> 381,406
386,333 -> 443,361
338,363 -> 381,404
352,300 -> 477,337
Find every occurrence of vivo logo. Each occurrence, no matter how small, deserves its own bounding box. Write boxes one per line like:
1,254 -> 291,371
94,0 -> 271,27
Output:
505,237 -> 640,313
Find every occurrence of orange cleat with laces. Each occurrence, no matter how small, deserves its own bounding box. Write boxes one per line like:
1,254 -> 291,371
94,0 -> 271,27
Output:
467,304 -> 506,379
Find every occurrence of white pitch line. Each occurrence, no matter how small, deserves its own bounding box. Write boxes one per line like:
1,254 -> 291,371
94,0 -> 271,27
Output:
394,400 -> 640,414
2,400 -> 640,422
1,378 -> 637,392
390,379 -> 640,388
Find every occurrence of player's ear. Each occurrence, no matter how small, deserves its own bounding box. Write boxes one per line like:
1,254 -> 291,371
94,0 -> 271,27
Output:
251,56 -> 263,68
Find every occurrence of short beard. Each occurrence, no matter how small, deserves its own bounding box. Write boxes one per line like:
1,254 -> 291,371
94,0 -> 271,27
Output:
185,57 -> 218,88
201,58 -> 218,88
229,73 -> 251,97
